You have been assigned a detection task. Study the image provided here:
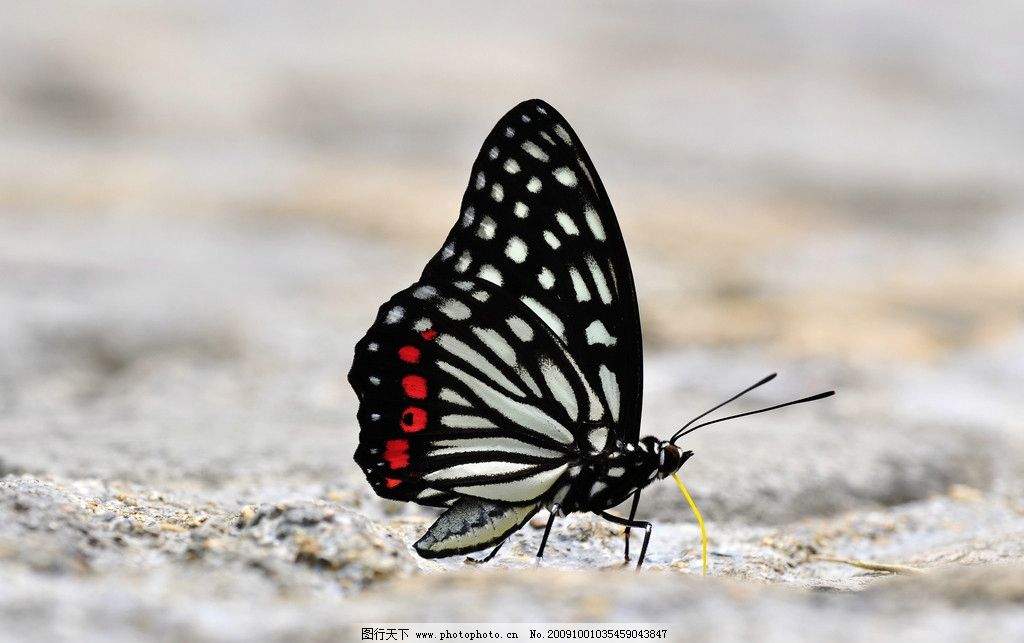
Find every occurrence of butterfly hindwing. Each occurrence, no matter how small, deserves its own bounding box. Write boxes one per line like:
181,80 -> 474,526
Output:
421,99 -> 644,442
350,277 -> 614,507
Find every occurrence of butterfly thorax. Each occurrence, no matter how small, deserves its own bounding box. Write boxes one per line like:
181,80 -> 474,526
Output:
556,436 -> 693,514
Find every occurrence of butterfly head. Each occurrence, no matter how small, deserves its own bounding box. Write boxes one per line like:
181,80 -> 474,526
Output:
638,436 -> 694,479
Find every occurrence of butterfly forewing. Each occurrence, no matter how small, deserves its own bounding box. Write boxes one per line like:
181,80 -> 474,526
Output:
422,99 -> 644,441
350,277 -> 614,507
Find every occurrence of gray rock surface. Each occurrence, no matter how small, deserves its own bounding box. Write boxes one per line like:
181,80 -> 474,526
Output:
0,478 -> 415,592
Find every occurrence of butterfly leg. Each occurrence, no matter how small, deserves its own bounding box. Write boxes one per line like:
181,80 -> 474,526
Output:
465,540 -> 505,564
535,504 -> 560,559
599,511 -> 652,571
623,490 -> 642,562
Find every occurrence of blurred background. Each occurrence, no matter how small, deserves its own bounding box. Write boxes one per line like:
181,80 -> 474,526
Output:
1,0 -> 1023,582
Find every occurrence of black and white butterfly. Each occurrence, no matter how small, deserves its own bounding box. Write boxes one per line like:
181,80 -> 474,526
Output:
349,99 -> 832,569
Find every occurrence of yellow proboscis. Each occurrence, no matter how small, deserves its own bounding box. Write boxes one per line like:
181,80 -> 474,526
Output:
671,473 -> 707,576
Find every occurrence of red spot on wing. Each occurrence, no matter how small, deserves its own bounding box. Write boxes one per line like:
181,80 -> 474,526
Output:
398,345 -> 421,363
383,439 -> 410,469
402,375 -> 427,399
421,329 -> 438,341
385,478 -> 401,488
400,406 -> 428,432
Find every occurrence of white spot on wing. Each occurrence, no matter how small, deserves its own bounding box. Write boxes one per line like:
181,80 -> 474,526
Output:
539,131 -> 556,145
385,306 -> 405,324
586,256 -> 613,304
568,266 -> 592,302
504,158 -> 520,174
441,243 -> 455,260
538,267 -> 555,289
541,359 -> 578,421
441,414 -> 498,429
505,236 -> 528,263
505,127 -> 515,137
473,326 -> 517,370
543,230 -> 561,249
477,264 -> 503,286
439,388 -> 472,406
491,183 -> 504,202
587,426 -> 609,453
413,285 -> 438,300
367,342 -> 379,351
606,258 -> 619,290
518,369 -> 543,398
507,316 -> 534,342
514,202 -> 529,218
584,207 -> 606,241
553,167 -> 577,187
553,124 -> 572,145
527,177 -> 542,193
522,141 -> 549,162
475,171 -> 486,189
521,296 -> 565,339
585,320 -> 617,346
461,206 -> 475,228
488,146 -> 499,160
477,216 -> 496,240
455,250 -> 472,273
599,364 -> 620,422
556,211 -> 579,236
414,318 -> 432,332
415,489 -> 446,502
440,299 -> 471,320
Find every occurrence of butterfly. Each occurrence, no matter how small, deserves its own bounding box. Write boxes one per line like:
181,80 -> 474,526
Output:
349,99 -> 833,569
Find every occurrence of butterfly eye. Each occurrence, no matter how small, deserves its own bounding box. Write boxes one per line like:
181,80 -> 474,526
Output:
658,443 -> 691,477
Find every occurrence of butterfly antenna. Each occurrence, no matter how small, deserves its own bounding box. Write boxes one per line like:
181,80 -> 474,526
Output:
672,390 -> 835,442
669,373 -> 778,444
